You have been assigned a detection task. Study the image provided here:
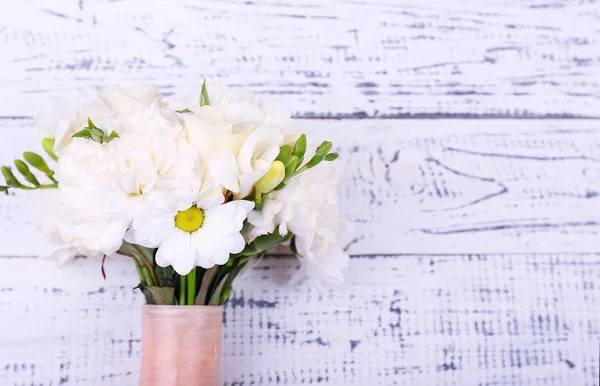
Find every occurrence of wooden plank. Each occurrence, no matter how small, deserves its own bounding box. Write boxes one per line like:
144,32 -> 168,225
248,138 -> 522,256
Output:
1,118 -> 599,256
0,0 -> 599,117
0,253 -> 598,385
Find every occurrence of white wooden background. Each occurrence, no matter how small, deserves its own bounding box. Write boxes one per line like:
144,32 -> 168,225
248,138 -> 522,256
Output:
1,1 -> 599,385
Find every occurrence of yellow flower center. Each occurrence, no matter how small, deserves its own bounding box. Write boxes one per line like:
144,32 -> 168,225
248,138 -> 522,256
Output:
174,206 -> 205,233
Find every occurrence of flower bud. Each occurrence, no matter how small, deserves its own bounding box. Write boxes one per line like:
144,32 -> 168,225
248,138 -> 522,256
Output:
255,161 -> 285,194
23,152 -> 52,175
42,138 -> 58,161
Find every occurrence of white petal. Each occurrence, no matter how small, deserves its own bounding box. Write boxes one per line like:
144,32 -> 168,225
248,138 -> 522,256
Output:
203,200 -> 253,234
210,244 -> 230,265
229,232 -> 246,254
98,87 -> 146,115
171,243 -> 197,276
98,220 -> 129,255
237,132 -> 259,174
208,152 -> 239,193
237,169 -> 268,199
119,82 -> 159,104
155,230 -> 191,272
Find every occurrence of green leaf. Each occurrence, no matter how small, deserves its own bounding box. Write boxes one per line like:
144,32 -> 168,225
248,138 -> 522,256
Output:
292,134 -> 307,158
275,144 -> 291,163
72,119 -> 119,144
132,258 -> 146,284
290,235 -> 303,257
324,152 -> 339,161
72,129 -> 91,139
107,131 -> 119,142
140,267 -> 154,287
219,285 -> 233,304
1,166 -> 23,188
117,241 -> 157,286
23,152 -> 52,175
251,227 -> 293,253
175,108 -> 192,114
87,117 -> 98,130
208,273 -> 229,305
284,155 -> 298,177
274,181 -> 287,191
41,138 -> 58,162
155,265 -> 176,288
196,266 -> 219,305
89,127 -> 105,143
316,141 -> 333,156
200,79 -> 210,107
14,159 -> 40,187
141,285 -> 176,305
305,153 -> 324,169
0,186 -> 8,195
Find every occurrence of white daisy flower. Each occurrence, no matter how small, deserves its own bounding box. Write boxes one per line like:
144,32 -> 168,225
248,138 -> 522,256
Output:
125,189 -> 254,275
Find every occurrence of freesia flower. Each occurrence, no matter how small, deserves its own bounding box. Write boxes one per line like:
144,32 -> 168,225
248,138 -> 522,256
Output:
208,124 -> 284,198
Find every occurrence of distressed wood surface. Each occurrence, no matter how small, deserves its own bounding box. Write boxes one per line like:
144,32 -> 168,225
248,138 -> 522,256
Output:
0,254 -> 598,386
2,1 -> 600,385
1,0 -> 599,118
2,118 -> 599,256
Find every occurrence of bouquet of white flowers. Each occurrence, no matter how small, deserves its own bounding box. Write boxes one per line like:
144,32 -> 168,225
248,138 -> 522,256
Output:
2,80 -> 350,306
2,81 -> 350,384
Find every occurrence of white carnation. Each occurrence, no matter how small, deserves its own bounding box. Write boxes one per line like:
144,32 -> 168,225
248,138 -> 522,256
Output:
34,97 -> 112,155
98,82 -> 160,116
246,161 -> 351,285
53,104 -> 196,255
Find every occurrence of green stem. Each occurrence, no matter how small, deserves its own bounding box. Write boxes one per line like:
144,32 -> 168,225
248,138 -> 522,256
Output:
196,267 -> 219,305
132,257 -> 145,284
187,269 -> 196,305
47,174 -> 58,184
179,274 -> 186,305
141,267 -> 153,287
133,245 -> 157,286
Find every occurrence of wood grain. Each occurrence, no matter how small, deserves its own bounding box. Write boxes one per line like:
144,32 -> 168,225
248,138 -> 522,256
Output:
1,118 -> 599,256
0,0 -> 599,118
0,254 -> 598,385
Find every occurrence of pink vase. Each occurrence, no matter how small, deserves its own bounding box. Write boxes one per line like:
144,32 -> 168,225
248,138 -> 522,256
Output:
139,305 -> 223,386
